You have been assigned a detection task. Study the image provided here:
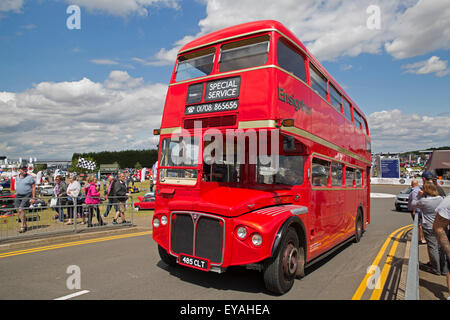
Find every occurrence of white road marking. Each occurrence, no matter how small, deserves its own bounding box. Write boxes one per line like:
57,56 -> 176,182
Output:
54,290 -> 90,300
370,193 -> 396,198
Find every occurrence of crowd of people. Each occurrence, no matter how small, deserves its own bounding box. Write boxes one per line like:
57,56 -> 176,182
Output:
14,164 -> 132,233
408,171 -> 450,299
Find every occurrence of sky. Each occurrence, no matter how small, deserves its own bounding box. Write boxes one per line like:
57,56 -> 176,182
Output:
0,0 -> 449,160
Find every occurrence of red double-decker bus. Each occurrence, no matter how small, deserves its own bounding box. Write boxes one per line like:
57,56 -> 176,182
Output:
152,20 -> 371,294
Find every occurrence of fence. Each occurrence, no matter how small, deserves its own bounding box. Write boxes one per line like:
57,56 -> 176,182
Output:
405,213 -> 419,300
0,195 -> 134,242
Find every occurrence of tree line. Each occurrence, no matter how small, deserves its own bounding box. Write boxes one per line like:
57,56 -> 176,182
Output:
71,149 -> 158,172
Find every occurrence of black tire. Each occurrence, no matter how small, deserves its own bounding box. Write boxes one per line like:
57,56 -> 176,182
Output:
263,227 -> 300,295
354,211 -> 363,243
158,245 -> 177,267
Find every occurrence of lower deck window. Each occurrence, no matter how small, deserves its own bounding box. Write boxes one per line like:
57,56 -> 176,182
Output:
312,158 -> 331,186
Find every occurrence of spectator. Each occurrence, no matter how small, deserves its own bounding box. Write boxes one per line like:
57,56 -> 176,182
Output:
422,170 -> 446,197
112,172 -> 131,225
66,175 -> 81,225
408,179 -> 426,244
432,176 -> 446,198
103,175 -> 118,218
53,175 -> 67,222
14,164 -> 36,233
413,182 -> 446,275
84,176 -> 105,227
433,195 -> 450,299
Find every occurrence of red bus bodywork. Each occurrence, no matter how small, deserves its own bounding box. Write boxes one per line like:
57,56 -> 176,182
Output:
152,20 -> 371,294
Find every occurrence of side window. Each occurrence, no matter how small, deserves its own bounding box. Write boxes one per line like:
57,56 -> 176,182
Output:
310,64 -> 328,100
356,169 -> 362,187
345,167 -> 355,187
277,38 -> 306,81
331,162 -> 343,186
311,158 -> 331,187
361,118 -> 368,135
343,99 -> 352,122
366,140 -> 371,153
219,35 -> 270,73
329,84 -> 342,112
354,111 -> 363,130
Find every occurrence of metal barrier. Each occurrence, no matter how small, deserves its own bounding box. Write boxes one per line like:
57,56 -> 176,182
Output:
405,213 -> 419,300
0,195 -> 134,242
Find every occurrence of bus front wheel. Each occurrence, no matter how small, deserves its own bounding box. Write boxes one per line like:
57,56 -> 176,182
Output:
158,245 -> 177,267
263,227 -> 300,295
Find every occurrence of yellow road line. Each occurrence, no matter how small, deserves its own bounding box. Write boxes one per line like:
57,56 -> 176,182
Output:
369,226 -> 412,300
0,231 -> 152,259
352,224 -> 412,300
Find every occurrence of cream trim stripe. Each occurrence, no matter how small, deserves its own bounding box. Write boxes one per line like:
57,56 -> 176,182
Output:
238,120 -> 277,129
281,126 -> 371,165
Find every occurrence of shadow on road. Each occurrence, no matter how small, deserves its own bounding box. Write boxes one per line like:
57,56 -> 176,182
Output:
156,260 -> 269,295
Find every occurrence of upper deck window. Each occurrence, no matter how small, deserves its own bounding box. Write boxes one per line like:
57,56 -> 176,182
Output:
219,35 -> 270,73
176,47 -> 215,82
343,99 -> 352,122
310,64 -> 328,100
361,118 -> 368,135
354,110 -> 363,130
329,84 -> 342,112
277,38 -> 306,81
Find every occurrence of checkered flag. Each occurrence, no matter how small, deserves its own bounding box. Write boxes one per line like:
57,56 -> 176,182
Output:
77,157 -> 96,171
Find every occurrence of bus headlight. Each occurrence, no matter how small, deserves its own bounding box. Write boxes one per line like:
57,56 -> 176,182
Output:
161,215 -> 168,226
252,233 -> 263,247
153,218 -> 160,228
236,226 -> 247,239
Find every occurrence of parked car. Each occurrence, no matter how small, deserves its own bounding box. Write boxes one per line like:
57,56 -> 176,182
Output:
134,195 -> 155,210
38,184 -> 54,196
0,190 -> 15,214
395,187 -> 412,211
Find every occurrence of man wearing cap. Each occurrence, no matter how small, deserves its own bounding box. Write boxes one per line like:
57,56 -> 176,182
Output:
422,171 -> 446,197
14,165 -> 36,233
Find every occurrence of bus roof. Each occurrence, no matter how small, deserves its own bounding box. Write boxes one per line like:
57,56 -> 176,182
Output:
178,20 -> 366,120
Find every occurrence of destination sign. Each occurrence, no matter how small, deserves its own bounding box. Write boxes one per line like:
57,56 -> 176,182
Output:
185,100 -> 239,115
204,76 -> 240,101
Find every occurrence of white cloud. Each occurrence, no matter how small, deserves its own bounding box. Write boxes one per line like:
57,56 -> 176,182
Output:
384,0 -> 450,59
104,70 -> 143,89
0,0 -> 24,12
150,0 -> 450,65
65,0 -> 180,17
401,56 -> 450,77
90,59 -> 119,65
368,109 -> 450,152
0,71 -> 166,159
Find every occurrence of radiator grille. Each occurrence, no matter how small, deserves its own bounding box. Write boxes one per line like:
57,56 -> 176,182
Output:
170,212 -> 224,265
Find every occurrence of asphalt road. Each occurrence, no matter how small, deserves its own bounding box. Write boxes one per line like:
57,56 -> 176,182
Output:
0,185 -> 436,300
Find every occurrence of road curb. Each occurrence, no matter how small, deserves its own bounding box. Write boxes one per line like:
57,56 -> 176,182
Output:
0,226 -> 152,253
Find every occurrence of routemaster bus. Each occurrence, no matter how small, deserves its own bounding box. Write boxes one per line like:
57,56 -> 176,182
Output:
152,20 -> 371,294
